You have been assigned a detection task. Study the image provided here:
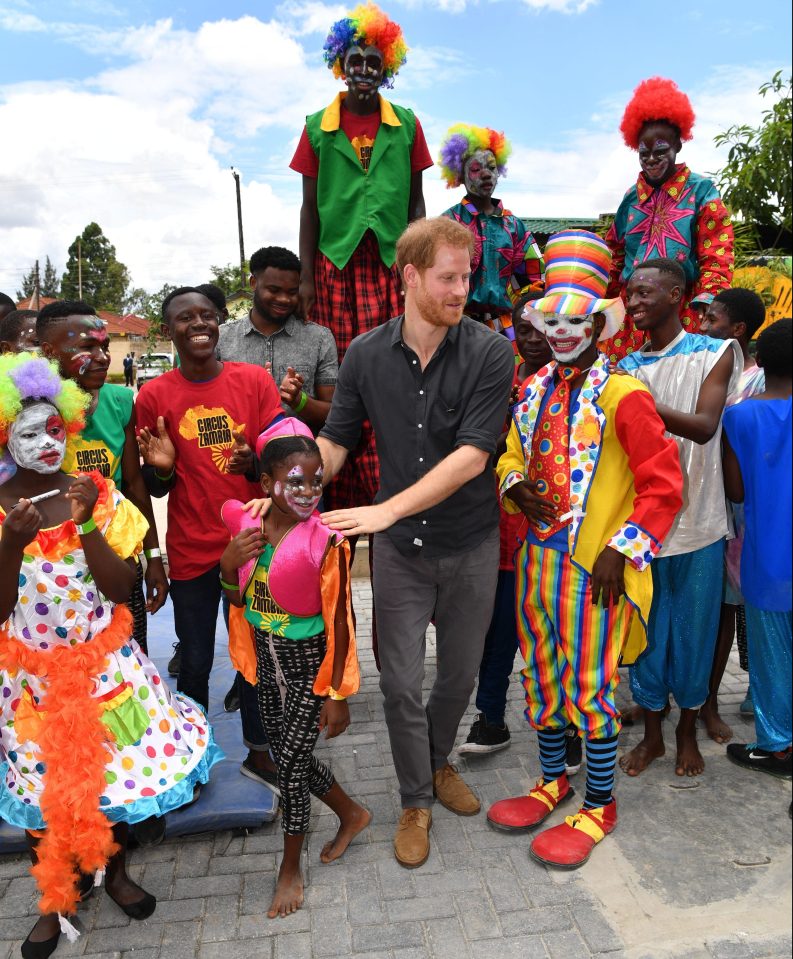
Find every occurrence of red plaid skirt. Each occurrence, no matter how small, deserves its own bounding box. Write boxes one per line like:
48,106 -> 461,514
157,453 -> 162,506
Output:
313,233 -> 402,510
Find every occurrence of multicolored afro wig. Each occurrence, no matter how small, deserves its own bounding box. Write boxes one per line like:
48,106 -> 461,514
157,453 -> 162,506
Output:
620,77 -> 695,150
438,124 -> 512,189
323,3 -> 407,89
0,351 -> 88,459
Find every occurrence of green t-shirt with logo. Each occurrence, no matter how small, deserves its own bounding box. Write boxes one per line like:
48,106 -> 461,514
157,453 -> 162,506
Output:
63,384 -> 133,487
243,543 -> 325,640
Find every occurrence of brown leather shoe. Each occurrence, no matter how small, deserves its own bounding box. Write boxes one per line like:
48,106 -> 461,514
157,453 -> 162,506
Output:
394,807 -> 432,869
433,763 -> 481,816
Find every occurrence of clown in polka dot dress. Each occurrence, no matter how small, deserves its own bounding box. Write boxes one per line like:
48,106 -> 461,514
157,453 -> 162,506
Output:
0,477 -> 222,831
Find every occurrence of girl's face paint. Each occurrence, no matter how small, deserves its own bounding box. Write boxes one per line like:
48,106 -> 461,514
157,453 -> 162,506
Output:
463,149 -> 498,198
268,454 -> 323,522
536,313 -> 596,363
7,402 -> 66,474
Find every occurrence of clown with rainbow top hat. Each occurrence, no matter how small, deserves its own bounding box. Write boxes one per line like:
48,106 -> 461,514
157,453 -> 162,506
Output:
289,1 -> 433,515
601,77 -> 735,362
439,123 -> 544,341
488,230 -> 683,869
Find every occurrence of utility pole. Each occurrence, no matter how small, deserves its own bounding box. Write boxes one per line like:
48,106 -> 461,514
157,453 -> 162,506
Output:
33,259 -> 40,310
77,237 -> 83,299
231,167 -> 245,290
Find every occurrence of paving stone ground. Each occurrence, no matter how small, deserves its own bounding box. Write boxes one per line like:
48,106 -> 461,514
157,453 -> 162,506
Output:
1,579 -> 790,959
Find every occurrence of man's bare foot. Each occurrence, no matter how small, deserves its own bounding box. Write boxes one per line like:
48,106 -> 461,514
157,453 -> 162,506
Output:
675,724 -> 705,776
268,864 -> 304,918
619,739 -> 665,776
700,700 -> 733,744
320,804 -> 372,864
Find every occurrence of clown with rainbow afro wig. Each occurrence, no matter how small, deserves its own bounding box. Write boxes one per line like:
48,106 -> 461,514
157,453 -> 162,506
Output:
0,351 -> 88,484
289,0 -> 433,517
438,124 -> 511,190
323,2 -> 407,89
600,76 -> 734,363
439,123 -> 544,336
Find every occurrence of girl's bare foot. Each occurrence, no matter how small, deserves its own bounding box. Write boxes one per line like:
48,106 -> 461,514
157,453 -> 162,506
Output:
268,863 -> 304,918
320,804 -> 372,864
700,700 -> 733,744
619,738 -> 665,776
675,723 -> 705,776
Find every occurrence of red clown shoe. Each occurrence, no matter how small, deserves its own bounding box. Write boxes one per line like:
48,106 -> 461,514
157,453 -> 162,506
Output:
487,774 -> 575,832
529,800 -> 618,868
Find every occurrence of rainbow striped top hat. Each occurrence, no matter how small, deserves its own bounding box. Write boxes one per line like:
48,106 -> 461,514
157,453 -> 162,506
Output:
526,229 -> 625,341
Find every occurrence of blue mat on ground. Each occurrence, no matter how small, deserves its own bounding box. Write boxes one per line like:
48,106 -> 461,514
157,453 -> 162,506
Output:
0,598 -> 278,854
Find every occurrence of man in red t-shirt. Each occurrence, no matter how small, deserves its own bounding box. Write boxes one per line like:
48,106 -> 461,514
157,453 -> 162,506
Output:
290,3 -> 432,512
135,288 -> 282,713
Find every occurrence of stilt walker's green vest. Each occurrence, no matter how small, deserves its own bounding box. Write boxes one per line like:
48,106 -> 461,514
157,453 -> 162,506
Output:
306,94 -> 416,270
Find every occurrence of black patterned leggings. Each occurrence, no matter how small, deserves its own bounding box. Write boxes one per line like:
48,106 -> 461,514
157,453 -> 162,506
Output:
254,629 -> 335,835
130,558 -> 148,655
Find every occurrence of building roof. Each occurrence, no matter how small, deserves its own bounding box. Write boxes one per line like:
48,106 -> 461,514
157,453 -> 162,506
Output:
521,217 -> 600,234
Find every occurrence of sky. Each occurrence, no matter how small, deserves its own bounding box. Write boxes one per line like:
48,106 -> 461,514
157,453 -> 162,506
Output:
0,0 -> 791,298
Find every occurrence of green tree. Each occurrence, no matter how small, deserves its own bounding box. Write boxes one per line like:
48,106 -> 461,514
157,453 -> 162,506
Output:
208,260 -> 249,297
17,256 -> 60,299
61,223 -> 131,312
713,71 -> 792,246
130,283 -> 179,349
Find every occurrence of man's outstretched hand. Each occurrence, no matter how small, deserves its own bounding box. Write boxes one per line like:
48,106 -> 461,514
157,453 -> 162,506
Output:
321,502 -> 397,536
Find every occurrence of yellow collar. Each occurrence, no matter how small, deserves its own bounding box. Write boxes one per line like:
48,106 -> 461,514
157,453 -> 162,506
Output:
320,92 -> 401,132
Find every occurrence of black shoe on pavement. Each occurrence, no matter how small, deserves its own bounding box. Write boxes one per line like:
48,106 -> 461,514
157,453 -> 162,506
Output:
458,713 -> 511,755
564,725 -> 583,775
167,642 -> 181,678
223,681 -> 241,713
727,743 -> 792,779
240,757 -> 281,798
132,815 -> 167,847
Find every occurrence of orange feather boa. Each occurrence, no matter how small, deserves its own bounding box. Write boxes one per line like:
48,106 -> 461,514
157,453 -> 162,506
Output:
0,605 -> 132,915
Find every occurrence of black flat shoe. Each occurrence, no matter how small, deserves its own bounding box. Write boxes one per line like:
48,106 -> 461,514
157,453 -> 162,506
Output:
132,815 -> 166,847
21,928 -> 60,959
107,888 -> 157,921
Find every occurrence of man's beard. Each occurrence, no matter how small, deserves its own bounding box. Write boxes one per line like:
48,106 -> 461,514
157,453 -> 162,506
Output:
415,285 -> 464,329
253,292 -> 288,327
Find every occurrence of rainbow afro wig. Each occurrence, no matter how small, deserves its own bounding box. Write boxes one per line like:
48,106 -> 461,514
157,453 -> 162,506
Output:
323,3 -> 407,89
438,124 -> 512,189
620,77 -> 695,150
0,351 -> 88,459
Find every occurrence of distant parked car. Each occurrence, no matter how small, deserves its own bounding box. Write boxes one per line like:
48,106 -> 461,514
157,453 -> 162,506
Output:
136,353 -> 172,386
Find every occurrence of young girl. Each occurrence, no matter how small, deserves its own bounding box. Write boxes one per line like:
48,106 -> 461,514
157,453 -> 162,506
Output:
0,353 -> 221,958
220,418 -> 370,919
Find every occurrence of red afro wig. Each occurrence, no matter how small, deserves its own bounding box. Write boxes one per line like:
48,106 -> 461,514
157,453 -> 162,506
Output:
620,77 -> 695,150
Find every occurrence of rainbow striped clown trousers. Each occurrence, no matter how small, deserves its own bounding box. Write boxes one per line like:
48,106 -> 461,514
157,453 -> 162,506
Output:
516,542 -> 634,740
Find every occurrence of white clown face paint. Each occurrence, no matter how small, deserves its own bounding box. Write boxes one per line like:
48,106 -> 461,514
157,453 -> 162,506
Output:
343,44 -> 384,100
282,462 -> 323,521
525,309 -> 596,364
7,402 -> 67,474
463,149 -> 498,198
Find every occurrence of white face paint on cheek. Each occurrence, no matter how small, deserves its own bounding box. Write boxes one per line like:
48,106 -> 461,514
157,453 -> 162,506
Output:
545,315 -> 596,363
7,403 -> 66,474
273,481 -> 283,497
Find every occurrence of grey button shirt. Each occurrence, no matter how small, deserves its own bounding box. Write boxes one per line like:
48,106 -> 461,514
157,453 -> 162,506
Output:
217,313 -> 339,408
320,314 -> 515,558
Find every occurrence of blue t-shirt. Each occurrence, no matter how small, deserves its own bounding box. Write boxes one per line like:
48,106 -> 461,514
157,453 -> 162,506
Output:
722,397 -> 792,611
523,383 -> 581,553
